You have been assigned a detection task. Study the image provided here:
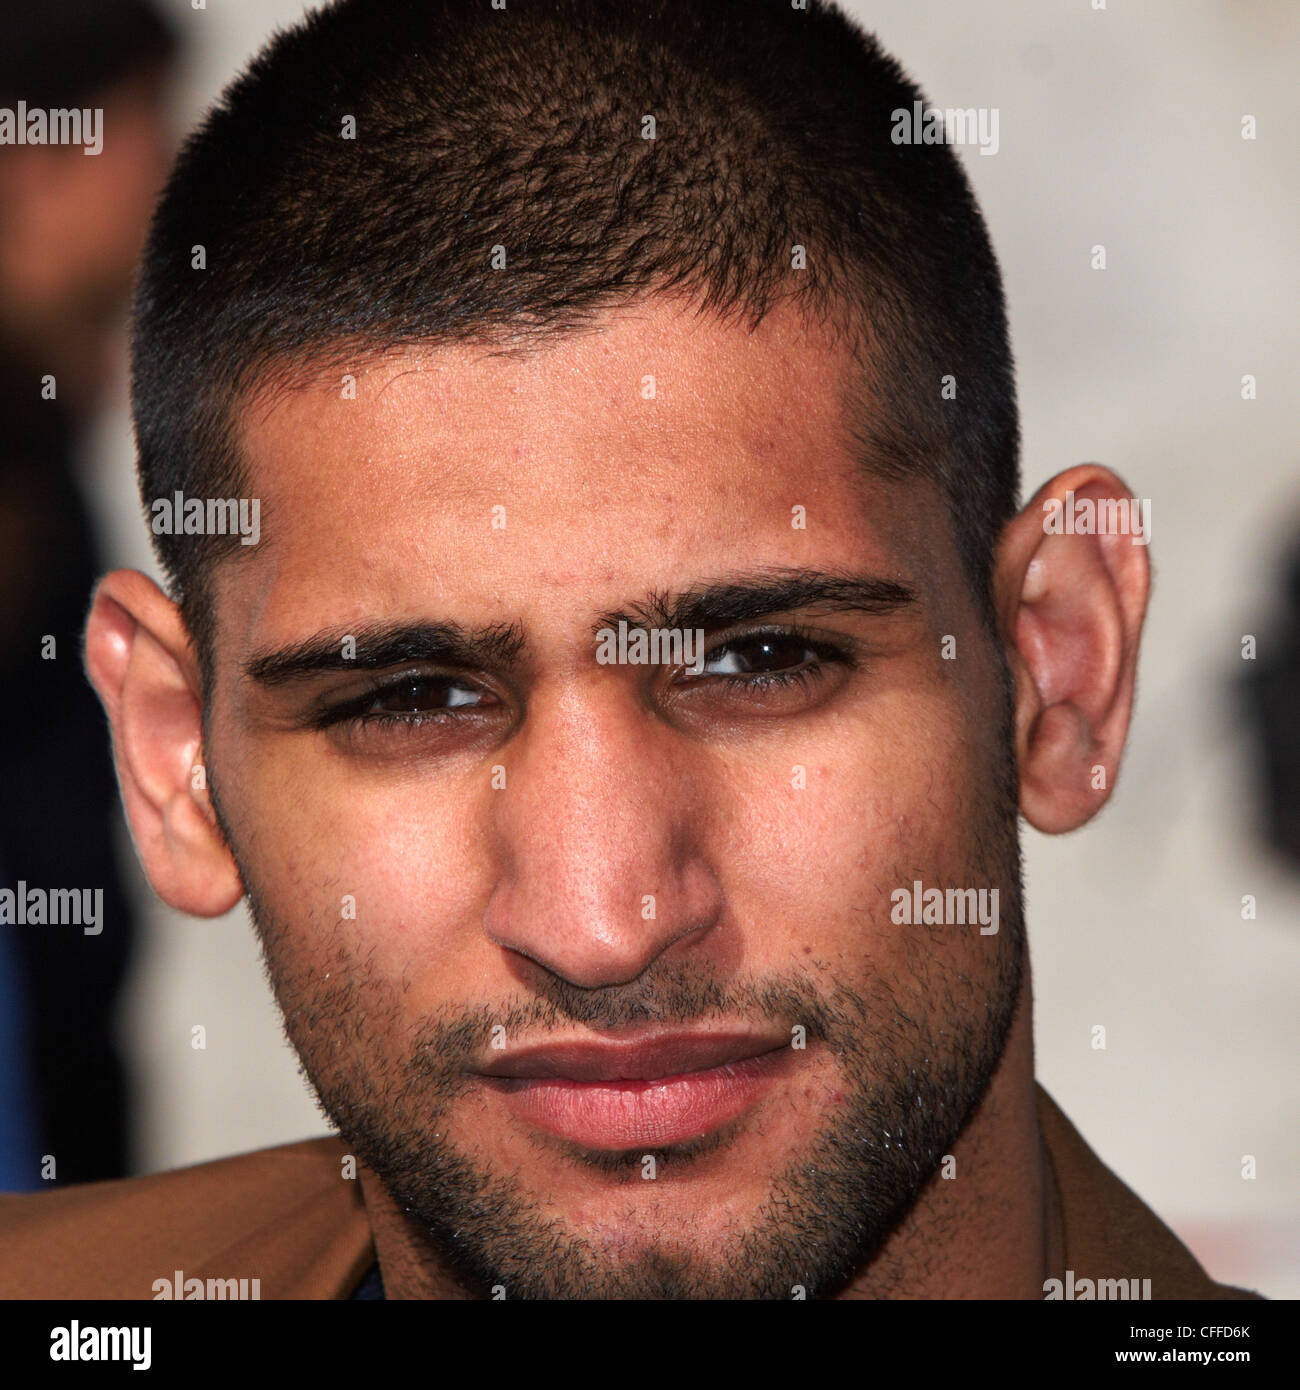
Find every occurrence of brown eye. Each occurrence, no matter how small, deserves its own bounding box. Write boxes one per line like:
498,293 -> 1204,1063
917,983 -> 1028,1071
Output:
366,676 -> 487,715
699,634 -> 820,677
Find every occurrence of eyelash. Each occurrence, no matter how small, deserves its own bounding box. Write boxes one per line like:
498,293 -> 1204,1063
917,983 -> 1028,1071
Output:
311,678 -> 479,733
313,627 -> 855,731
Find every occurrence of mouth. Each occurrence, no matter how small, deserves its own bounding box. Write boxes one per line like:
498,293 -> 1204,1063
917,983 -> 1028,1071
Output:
474,1029 -> 795,1150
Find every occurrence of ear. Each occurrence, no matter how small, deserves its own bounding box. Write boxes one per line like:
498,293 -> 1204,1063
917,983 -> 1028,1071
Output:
84,569 -> 244,915
994,466 -> 1151,834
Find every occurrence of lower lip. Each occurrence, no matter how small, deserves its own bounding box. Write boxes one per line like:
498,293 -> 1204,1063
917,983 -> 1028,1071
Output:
484,1048 -> 791,1150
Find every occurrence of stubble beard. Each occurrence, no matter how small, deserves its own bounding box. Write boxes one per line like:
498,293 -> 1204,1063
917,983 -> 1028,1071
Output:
236,880 -> 1023,1297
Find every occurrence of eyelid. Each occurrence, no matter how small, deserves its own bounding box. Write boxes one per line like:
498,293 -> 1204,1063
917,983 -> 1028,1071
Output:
309,624 -> 858,726
309,666 -> 492,727
697,621 -> 859,663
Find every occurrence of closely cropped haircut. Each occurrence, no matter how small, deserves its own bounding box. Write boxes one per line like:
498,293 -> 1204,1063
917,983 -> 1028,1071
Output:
131,0 -> 1020,684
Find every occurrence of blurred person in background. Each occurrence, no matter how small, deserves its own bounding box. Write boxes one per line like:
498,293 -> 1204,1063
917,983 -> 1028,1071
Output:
0,0 -> 178,1187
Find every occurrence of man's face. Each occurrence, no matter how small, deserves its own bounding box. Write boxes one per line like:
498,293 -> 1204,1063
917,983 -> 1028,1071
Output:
205,296 -> 1024,1297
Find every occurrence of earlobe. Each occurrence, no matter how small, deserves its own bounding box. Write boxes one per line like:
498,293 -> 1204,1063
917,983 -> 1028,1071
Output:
84,569 -> 244,916
995,466 -> 1151,834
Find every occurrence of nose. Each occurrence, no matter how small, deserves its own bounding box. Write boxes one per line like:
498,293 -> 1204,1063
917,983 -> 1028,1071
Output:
481,680 -> 725,988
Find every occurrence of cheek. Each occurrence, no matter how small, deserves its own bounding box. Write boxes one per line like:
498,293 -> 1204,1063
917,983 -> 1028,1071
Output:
710,696 -> 994,971
218,735 -> 489,990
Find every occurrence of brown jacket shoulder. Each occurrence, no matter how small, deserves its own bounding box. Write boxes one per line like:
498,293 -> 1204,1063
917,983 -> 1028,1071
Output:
0,1136 -> 371,1299
1036,1088 -> 1263,1300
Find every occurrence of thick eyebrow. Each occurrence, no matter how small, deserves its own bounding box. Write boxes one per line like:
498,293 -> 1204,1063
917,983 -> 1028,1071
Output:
244,620 -> 526,687
243,569 -> 915,687
593,568 -> 917,636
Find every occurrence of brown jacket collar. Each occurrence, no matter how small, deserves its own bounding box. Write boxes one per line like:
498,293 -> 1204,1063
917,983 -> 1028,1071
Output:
0,1084 -> 1261,1299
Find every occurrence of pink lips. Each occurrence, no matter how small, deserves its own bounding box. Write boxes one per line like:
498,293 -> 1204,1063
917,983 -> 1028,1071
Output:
476,1030 -> 793,1150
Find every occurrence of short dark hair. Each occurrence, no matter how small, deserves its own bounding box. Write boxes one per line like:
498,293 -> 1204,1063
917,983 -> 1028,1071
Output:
132,0 -> 1019,680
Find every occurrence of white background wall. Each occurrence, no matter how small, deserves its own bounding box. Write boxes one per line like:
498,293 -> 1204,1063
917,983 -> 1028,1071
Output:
82,0 -> 1298,1297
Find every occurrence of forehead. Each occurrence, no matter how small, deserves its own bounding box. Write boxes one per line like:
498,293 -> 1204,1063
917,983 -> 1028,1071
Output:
219,296 -> 947,654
